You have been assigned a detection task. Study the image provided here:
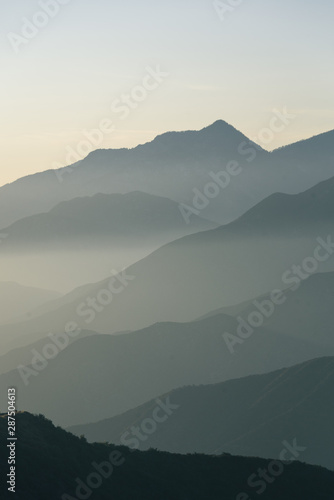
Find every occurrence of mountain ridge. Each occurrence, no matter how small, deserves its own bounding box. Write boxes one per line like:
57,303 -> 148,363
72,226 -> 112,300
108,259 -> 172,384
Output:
1,412 -> 333,500
67,356 -> 334,470
0,120 -> 333,229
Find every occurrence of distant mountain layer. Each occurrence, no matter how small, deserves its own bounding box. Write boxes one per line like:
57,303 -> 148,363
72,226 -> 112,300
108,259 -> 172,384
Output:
1,412 -> 333,500
0,190 -> 216,290
0,120 -> 333,228
0,329 -> 98,375
0,191 -> 215,250
69,356 -> 334,471
0,310 -> 330,427
199,271 -> 334,347
3,175 -> 333,340
273,128 -> 334,164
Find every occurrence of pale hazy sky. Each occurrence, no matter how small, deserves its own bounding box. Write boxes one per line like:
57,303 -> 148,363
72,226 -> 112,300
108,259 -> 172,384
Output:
1,0 -> 333,186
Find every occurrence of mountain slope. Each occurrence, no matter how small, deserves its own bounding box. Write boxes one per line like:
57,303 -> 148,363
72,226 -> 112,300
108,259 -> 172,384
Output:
68,357 -> 334,470
0,191 -> 214,250
0,313 -> 329,427
272,128 -> 334,166
2,412 -> 333,500
3,174 -> 333,342
199,271 -> 334,347
0,191 -> 215,290
0,121 -> 333,228
0,328 -> 98,376
0,120 -> 267,228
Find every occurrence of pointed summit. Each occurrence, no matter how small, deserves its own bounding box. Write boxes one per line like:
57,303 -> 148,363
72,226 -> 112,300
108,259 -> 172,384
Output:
142,119 -> 263,157
199,119 -> 250,141
203,119 -> 235,130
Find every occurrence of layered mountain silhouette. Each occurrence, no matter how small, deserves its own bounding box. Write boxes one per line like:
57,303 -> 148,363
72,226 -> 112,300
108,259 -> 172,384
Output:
0,191 -> 215,290
0,329 -> 97,376
273,128 -> 334,168
2,175 -> 333,343
0,120 -> 265,227
0,311 -> 330,427
0,121 -> 333,499
69,357 -> 334,470
201,271 -> 334,347
0,121 -> 333,228
1,412 -> 334,500
0,191 -> 213,249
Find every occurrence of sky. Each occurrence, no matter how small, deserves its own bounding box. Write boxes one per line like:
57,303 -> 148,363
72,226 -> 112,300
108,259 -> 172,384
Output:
0,0 -> 333,186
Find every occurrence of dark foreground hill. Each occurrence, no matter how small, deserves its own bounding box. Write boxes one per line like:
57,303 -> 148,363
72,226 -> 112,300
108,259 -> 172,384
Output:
68,356 -> 334,470
0,412 -> 334,500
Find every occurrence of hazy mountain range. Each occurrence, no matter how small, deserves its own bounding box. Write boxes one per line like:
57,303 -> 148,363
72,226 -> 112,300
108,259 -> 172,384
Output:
0,303 -> 331,427
202,271 -> 334,347
0,121 -> 333,229
0,191 -> 215,290
0,120 -> 333,498
1,174 -> 333,346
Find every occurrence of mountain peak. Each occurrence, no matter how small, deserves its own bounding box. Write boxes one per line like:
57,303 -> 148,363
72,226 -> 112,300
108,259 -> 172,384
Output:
142,119 -> 253,154
199,119 -> 248,138
204,119 -> 234,130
